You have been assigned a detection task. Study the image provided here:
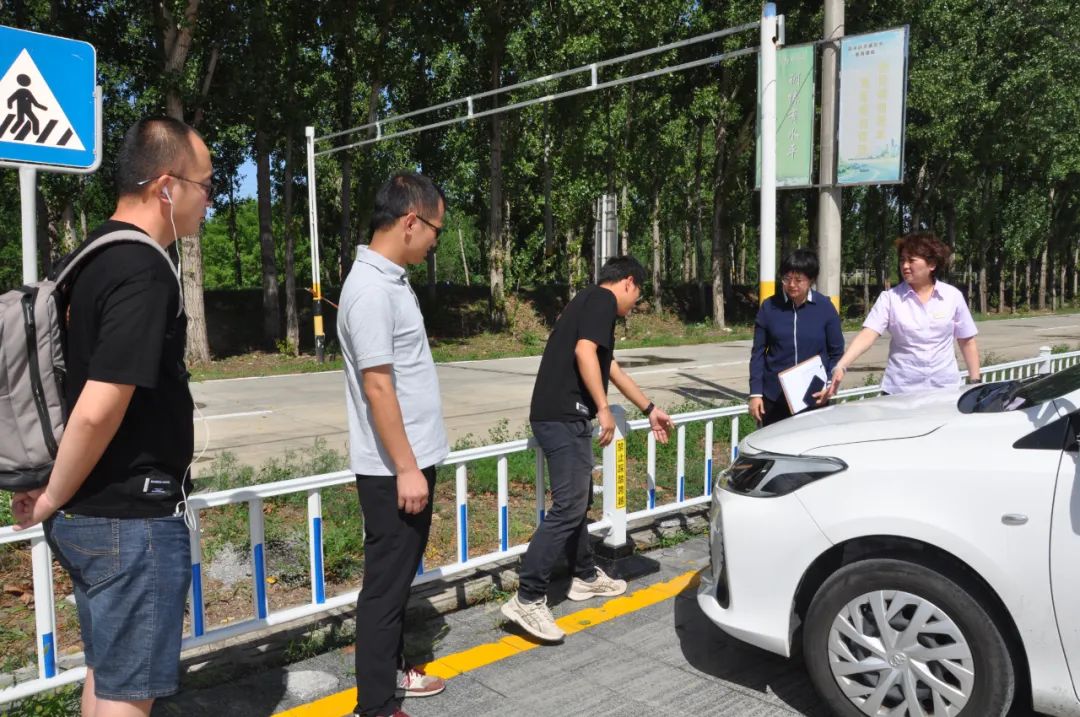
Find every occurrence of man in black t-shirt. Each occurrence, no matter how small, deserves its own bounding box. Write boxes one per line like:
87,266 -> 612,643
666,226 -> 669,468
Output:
13,117 -> 212,716
501,257 -> 675,642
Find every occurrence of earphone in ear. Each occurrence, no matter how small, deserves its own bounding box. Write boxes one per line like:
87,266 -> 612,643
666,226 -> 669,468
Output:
162,186 -> 174,205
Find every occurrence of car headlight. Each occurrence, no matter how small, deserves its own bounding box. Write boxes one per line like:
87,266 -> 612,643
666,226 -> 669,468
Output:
716,452 -> 847,497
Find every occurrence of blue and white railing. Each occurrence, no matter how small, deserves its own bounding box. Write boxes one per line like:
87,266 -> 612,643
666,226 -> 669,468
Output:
1,345 -> 1077,703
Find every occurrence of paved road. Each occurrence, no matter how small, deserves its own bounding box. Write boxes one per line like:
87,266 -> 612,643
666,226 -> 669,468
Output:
153,535 -> 1043,717
189,313 -> 1080,476
156,538 -> 832,716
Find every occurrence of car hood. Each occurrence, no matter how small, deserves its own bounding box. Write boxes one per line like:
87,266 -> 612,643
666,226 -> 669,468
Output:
744,388 -> 965,455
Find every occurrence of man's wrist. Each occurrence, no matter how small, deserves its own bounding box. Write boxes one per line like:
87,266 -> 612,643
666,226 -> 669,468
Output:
643,401 -> 655,416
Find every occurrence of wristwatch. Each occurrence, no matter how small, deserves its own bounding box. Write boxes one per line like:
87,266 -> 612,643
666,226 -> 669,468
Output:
643,402 -> 655,416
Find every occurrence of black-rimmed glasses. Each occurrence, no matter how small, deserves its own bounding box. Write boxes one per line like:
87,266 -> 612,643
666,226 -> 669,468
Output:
414,214 -> 443,239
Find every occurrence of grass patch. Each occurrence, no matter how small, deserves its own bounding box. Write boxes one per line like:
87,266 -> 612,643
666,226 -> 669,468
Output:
1,685 -> 81,716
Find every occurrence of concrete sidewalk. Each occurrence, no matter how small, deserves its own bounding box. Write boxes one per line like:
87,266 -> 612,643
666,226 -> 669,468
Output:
152,536 -> 831,717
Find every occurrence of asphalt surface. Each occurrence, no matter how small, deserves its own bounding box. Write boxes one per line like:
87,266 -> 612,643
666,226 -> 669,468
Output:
189,313 -> 1080,477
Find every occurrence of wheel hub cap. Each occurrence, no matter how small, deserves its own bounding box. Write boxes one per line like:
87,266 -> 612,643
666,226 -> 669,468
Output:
826,590 -> 974,716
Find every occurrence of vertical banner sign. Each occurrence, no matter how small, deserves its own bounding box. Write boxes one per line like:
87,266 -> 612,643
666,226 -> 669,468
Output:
837,27 -> 909,185
756,44 -> 816,189
614,439 -> 626,510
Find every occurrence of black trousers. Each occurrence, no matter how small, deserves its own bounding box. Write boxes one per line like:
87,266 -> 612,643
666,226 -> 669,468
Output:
517,419 -> 598,602
353,466 -> 437,717
762,396 -> 793,426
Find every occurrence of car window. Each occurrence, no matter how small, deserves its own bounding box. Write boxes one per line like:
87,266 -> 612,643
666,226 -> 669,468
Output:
959,364 -> 1080,414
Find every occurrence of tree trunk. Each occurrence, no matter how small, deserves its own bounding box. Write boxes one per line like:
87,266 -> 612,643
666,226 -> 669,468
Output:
682,212 -> 692,284
255,126 -> 280,345
339,153 -> 353,282
283,131 -> 300,355
58,200 -> 78,256
619,184 -> 629,256
1025,260 -> 1032,309
487,11 -> 507,330
157,0 -> 209,364
710,121 -> 728,328
458,228 -> 470,286
228,182 -> 241,286
1038,242 -> 1048,311
651,191 -> 663,313
543,121 -> 555,258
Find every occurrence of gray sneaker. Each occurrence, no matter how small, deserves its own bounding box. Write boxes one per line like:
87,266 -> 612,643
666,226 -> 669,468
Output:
566,567 -> 627,601
500,594 -> 565,642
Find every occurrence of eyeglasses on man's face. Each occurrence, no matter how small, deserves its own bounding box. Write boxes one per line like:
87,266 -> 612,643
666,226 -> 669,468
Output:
170,174 -> 215,199
414,214 -> 444,239
137,174 -> 215,199
781,274 -> 810,286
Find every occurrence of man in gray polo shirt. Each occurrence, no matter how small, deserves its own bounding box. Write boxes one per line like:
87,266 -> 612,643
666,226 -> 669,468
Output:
338,171 -> 448,717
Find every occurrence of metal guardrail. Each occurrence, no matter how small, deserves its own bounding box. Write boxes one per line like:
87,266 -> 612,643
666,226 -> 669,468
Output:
1,345 -> 1077,703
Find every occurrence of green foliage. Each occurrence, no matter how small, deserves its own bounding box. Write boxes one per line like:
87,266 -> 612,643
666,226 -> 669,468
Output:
2,686 -> 81,717
0,0 -> 1076,346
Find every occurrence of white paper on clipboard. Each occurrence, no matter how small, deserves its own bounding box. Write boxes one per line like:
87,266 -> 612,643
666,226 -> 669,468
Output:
778,355 -> 828,414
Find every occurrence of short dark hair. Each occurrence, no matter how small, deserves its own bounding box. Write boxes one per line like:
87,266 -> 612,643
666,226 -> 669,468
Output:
895,231 -> 952,279
114,117 -> 199,197
779,249 -> 819,281
597,256 -> 646,286
369,171 -> 446,234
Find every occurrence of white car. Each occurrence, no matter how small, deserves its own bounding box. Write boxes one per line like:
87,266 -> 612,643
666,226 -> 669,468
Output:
698,365 -> 1080,717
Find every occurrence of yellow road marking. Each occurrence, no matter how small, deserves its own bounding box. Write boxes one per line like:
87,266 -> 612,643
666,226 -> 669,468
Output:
275,569 -> 701,716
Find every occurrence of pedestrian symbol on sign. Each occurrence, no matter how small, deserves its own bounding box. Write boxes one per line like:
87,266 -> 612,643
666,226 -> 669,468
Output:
0,49 -> 85,151
8,74 -> 48,138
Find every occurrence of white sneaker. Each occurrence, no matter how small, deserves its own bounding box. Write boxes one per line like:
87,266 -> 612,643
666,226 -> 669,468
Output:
566,567 -> 627,601
500,594 -> 565,642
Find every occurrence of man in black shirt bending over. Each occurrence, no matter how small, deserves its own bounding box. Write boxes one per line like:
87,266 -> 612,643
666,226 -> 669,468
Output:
13,117 -> 212,717
501,256 -> 675,642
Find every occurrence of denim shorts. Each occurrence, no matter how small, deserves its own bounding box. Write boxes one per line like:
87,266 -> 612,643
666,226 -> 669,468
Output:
44,513 -> 191,701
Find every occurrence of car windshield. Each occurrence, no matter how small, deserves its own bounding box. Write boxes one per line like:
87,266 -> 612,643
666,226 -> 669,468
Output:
959,363 -> 1080,414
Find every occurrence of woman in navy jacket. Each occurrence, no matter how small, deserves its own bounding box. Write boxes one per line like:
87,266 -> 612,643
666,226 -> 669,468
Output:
749,249 -> 845,426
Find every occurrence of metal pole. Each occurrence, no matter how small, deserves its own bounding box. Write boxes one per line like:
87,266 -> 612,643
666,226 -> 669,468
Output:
759,3 -> 778,304
20,166 -> 38,284
305,127 -> 326,362
817,0 -> 844,313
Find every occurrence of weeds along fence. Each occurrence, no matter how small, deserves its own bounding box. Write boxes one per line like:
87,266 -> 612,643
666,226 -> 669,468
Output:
0,346 -> 1077,703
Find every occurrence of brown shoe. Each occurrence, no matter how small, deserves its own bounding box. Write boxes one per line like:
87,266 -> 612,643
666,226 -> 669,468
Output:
397,666 -> 445,698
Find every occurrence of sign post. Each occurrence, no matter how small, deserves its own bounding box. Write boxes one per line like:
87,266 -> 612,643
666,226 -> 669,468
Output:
0,25 -> 101,283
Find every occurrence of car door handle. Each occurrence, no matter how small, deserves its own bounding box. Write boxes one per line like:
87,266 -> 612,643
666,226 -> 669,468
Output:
1001,514 -> 1028,526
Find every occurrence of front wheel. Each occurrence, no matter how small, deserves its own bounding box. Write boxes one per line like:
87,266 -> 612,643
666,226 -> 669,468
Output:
803,558 -> 1015,717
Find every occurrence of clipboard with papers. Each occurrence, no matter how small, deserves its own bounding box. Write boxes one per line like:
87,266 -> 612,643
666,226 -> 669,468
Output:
778,355 -> 829,415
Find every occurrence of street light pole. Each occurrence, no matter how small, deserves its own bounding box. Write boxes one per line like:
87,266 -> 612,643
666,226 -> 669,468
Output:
305,126 -> 326,362
759,2 -> 778,304
817,0 -> 844,313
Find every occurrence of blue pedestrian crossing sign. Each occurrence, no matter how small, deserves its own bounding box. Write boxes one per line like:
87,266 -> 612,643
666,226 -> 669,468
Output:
0,26 -> 98,170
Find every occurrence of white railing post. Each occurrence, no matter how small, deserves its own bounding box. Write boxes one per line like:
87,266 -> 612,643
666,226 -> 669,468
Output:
249,498 -> 268,619
704,421 -> 714,497
30,536 -> 56,679
676,425 -> 687,503
730,415 -> 740,462
455,464 -> 469,563
1039,345 -> 1052,375
188,509 -> 205,637
307,491 -> 325,604
601,405 -> 628,548
646,431 -> 657,510
497,456 -> 509,552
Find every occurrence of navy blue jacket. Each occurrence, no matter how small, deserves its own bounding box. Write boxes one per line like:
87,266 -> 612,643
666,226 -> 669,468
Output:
749,290 -> 845,402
